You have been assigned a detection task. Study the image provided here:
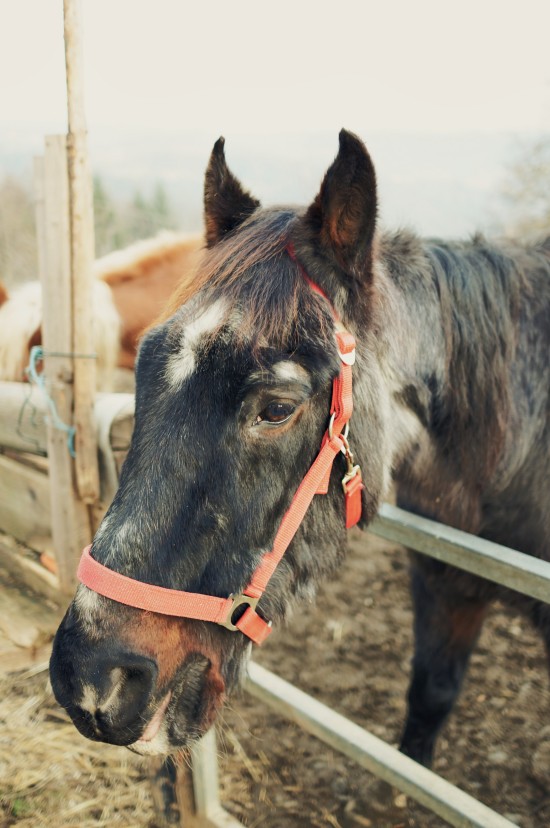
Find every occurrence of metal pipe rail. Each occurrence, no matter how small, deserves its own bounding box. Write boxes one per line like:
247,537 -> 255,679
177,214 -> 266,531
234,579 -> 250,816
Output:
187,504 -> 550,827
245,662 -> 518,828
371,504 -> 550,603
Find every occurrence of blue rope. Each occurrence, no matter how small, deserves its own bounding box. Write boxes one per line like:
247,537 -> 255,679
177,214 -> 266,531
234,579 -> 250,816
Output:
26,346 -> 76,458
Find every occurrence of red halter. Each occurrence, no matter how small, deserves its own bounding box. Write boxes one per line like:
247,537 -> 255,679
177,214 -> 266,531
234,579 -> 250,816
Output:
77,249 -> 364,645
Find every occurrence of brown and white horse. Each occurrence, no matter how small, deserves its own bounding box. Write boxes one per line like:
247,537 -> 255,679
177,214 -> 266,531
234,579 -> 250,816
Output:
51,132 -> 550,768
0,232 -> 202,388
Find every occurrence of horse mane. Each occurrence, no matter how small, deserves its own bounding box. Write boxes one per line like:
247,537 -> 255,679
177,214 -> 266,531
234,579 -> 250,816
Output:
384,229 -> 534,483
430,235 -> 525,477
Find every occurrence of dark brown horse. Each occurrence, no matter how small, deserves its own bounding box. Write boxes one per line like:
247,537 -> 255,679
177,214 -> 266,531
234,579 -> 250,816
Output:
50,131 -> 550,767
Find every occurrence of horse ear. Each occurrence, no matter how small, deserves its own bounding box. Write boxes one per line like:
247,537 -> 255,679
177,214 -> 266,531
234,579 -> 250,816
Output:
204,137 -> 260,248
303,129 -> 377,282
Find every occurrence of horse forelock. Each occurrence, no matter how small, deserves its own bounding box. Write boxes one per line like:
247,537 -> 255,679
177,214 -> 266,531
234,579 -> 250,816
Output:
159,209 -> 335,353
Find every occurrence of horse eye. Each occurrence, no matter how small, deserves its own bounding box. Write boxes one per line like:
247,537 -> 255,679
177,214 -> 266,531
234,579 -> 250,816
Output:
255,401 -> 296,425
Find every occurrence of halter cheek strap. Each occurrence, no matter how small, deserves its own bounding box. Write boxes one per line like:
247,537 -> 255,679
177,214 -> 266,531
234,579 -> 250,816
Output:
77,249 -> 364,645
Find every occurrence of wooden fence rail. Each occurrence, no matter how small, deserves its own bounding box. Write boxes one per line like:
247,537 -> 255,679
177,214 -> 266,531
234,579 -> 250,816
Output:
0,383 -> 133,579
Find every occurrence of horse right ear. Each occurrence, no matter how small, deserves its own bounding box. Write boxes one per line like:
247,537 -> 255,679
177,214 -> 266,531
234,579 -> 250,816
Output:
204,137 -> 260,248
301,129 -> 378,286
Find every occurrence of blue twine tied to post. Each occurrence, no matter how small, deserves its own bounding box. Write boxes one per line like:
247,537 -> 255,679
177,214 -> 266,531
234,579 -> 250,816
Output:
26,346 -> 76,458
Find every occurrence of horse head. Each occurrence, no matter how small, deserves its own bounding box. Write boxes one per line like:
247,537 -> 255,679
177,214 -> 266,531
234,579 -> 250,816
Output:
50,131 -> 390,754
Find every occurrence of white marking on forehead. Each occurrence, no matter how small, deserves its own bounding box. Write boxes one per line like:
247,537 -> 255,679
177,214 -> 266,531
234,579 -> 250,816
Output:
272,361 -> 309,383
166,298 -> 228,388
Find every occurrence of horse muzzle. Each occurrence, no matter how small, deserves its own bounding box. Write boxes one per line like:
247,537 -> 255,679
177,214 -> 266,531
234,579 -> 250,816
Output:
50,606 -> 227,752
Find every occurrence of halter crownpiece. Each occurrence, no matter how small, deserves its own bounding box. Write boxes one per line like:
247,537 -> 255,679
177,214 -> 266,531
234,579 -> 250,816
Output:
77,247 -> 364,645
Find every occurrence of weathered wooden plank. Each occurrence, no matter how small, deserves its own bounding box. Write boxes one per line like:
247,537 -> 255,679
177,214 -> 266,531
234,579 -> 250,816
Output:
0,554 -> 63,675
246,662 -> 517,828
371,504 -> 550,603
0,388 -> 133,547
41,135 -> 91,592
2,451 -> 49,474
0,537 -> 60,602
94,393 -> 134,504
0,384 -> 135,456
0,382 -> 48,455
0,454 -> 107,543
0,391 -> 133,595
0,566 -> 63,650
0,454 -> 51,548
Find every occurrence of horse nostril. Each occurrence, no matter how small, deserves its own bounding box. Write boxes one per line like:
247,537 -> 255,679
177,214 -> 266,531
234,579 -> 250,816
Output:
121,663 -> 157,709
90,655 -> 159,742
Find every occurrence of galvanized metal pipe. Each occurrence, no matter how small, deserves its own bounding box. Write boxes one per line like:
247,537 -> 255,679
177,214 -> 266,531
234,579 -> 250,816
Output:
371,504 -> 550,603
246,662 -> 518,828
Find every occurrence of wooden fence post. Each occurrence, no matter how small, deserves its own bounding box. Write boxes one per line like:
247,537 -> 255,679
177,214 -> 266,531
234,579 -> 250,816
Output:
63,0 -> 100,504
35,136 -> 92,593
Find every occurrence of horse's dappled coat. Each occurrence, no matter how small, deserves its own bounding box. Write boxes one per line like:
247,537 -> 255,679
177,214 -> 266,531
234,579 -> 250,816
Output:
50,131 -> 550,767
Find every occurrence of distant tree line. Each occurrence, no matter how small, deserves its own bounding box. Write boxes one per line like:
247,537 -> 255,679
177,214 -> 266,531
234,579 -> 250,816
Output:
93,177 -> 177,256
0,174 -> 178,288
0,176 -> 38,289
501,137 -> 550,240
1,139 -> 549,290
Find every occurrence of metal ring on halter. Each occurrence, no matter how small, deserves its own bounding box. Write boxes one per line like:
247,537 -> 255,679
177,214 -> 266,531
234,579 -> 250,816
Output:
328,413 -> 350,441
218,593 -> 260,631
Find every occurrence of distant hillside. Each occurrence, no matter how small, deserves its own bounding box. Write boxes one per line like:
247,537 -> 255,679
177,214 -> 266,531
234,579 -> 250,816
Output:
0,126 -> 541,238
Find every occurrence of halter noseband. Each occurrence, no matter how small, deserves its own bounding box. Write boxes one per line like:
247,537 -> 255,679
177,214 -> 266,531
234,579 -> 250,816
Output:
77,247 -> 364,645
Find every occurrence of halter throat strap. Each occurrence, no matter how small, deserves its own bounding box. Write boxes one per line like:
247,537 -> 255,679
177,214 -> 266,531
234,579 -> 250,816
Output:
77,247 -> 364,645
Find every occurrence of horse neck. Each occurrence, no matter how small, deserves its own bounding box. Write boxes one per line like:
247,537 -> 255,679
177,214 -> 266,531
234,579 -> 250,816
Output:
355,229 -> 523,530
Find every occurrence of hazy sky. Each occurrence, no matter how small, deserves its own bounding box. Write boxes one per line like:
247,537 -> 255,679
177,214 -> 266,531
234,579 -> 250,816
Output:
2,0 -> 550,139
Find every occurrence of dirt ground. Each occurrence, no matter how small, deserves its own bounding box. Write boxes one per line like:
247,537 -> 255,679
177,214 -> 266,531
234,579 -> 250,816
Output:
1,530 -> 549,828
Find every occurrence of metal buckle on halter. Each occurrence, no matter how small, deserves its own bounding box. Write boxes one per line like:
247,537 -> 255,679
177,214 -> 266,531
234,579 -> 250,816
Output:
339,431 -> 361,491
219,593 -> 260,631
342,464 -> 362,492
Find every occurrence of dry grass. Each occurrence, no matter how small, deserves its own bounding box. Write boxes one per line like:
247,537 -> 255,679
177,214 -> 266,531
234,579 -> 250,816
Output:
0,666 -> 157,828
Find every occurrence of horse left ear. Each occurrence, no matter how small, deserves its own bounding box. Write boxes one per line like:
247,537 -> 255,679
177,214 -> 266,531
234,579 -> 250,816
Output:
204,137 -> 261,248
302,129 -> 377,283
